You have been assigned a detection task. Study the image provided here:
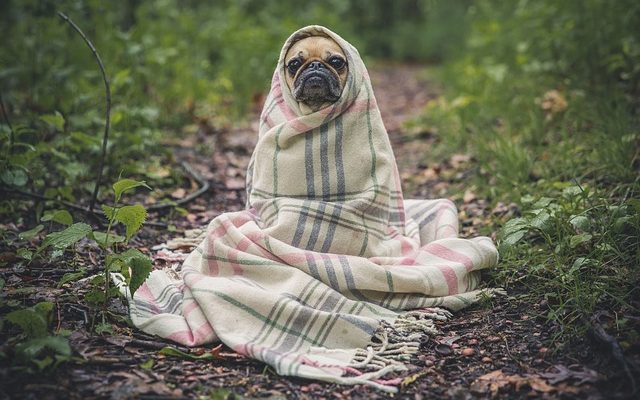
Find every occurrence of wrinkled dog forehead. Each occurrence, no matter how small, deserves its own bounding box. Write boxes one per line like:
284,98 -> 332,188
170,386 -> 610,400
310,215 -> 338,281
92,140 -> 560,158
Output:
285,36 -> 345,62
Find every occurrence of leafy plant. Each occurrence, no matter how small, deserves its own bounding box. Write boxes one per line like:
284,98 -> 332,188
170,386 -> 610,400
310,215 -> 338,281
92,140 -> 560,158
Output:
497,183 -> 639,340
3,301 -> 72,372
32,178 -> 153,318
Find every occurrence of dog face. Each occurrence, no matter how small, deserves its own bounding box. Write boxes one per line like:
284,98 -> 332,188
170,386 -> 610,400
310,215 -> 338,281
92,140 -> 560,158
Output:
284,36 -> 348,111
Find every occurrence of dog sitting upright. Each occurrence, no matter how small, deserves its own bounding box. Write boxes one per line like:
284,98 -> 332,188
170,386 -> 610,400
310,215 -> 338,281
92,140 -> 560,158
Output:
284,36 -> 348,111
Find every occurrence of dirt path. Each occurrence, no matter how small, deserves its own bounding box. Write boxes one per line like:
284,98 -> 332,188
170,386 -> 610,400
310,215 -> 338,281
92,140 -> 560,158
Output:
1,65 -> 618,399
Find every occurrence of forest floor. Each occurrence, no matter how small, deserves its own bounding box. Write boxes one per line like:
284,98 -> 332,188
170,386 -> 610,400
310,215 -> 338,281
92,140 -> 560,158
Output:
0,64 -> 634,399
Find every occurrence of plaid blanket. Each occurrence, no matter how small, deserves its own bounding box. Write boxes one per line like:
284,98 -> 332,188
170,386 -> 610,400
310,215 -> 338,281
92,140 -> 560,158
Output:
126,26 -> 499,392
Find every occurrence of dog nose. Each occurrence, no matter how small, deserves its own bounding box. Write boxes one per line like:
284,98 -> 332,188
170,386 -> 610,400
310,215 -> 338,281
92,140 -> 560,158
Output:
308,61 -> 325,70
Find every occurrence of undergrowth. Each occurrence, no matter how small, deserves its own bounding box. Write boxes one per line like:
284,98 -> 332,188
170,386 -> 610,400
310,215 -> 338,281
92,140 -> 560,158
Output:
410,0 -> 640,346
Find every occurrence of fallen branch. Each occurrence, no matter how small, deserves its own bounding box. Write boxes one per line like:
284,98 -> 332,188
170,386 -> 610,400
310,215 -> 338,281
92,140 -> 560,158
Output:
589,311 -> 637,395
3,159 -> 210,224
1,187 -> 166,228
147,161 -> 211,211
57,11 -> 111,213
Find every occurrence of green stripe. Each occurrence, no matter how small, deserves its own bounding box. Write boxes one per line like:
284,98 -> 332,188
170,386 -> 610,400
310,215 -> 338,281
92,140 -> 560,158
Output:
385,270 -> 394,292
251,186 -> 404,201
194,288 -> 324,347
261,204 -> 393,240
259,198 -> 401,229
365,84 -> 378,187
195,247 -> 278,266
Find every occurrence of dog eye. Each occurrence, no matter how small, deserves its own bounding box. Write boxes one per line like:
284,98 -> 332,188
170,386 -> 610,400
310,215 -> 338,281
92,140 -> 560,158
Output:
328,57 -> 345,70
287,59 -> 302,74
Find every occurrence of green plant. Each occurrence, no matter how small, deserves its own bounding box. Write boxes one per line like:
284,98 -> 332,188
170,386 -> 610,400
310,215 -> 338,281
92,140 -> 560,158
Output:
498,182 -> 639,340
3,301 -> 72,372
95,179 -> 153,306
25,178 -> 153,330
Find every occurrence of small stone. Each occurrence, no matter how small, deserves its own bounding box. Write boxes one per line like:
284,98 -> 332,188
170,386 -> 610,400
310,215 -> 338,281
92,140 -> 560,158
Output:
468,338 -> 478,345
481,357 -> 492,363
461,348 -> 475,357
539,347 -> 549,354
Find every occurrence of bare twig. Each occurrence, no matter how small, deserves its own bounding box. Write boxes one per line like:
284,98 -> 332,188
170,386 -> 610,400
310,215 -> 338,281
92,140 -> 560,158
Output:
589,312 -> 637,394
2,188 -> 167,228
0,92 -> 14,146
146,161 -> 211,211
57,12 -> 111,213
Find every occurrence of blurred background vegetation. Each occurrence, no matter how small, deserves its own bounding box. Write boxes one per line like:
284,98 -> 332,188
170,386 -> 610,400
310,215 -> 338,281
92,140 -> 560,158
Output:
1,0 -> 637,197
1,0 -> 639,344
0,0 -> 472,202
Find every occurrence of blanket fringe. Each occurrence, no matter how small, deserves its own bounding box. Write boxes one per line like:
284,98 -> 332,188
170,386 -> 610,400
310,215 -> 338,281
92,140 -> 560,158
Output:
338,308 -> 451,392
153,228 -> 206,251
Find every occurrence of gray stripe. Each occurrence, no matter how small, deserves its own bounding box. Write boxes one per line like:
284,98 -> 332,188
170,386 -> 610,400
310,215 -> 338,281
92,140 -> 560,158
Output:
320,254 -> 340,289
290,202 -> 309,248
305,201 -> 326,250
334,115 -> 346,200
320,123 -> 330,200
304,130 -> 315,197
305,251 -> 321,280
419,203 -> 445,229
320,205 -> 342,253
339,255 -> 370,302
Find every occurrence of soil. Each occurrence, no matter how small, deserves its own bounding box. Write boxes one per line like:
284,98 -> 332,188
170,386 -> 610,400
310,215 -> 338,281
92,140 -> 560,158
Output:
0,65 -> 636,399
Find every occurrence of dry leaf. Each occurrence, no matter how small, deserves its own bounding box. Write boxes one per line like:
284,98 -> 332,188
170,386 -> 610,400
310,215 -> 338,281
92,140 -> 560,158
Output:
540,364 -> 601,385
450,154 -> 471,168
471,369 -> 556,397
541,90 -> 568,115
463,190 -> 477,203
401,370 -> 428,387
171,188 -> 187,199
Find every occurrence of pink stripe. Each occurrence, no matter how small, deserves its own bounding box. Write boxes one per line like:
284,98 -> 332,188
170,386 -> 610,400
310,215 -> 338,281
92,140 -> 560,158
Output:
226,248 -> 244,275
299,356 -> 361,375
424,243 -> 474,271
136,283 -> 163,314
399,257 -> 416,265
345,99 -> 375,113
272,75 -> 311,132
437,264 -> 459,294
167,321 -> 214,346
376,378 -> 402,385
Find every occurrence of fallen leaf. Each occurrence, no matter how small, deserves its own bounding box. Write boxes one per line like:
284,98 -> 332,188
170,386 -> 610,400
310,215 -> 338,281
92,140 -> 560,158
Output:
463,190 -> 477,203
541,90 -> 568,114
471,369 -> 556,396
421,168 -> 439,181
540,364 -> 601,385
450,154 -> 471,168
401,370 -> 428,387
171,188 -> 187,199
461,348 -> 475,356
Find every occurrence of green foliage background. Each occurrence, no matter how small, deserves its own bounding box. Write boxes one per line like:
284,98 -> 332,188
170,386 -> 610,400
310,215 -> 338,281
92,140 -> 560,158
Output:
0,0 -> 471,206
1,0 -> 639,335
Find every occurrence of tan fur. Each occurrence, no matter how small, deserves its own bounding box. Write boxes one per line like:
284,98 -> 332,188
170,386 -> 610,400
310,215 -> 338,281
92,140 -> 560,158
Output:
284,36 -> 348,93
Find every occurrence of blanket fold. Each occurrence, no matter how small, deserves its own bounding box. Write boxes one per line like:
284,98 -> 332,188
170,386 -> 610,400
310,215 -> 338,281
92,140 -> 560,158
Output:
125,25 -> 498,392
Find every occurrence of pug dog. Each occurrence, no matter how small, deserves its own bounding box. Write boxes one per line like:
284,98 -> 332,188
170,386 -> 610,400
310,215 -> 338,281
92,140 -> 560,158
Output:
284,36 -> 348,111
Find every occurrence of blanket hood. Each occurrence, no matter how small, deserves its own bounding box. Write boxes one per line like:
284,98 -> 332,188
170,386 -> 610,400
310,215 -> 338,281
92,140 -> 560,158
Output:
246,25 -> 407,257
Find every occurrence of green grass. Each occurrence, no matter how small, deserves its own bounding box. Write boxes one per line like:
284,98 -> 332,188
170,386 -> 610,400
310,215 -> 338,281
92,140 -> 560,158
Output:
408,0 -> 640,346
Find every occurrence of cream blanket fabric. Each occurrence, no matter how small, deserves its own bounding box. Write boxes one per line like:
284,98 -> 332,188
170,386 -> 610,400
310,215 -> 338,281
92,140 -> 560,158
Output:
126,26 -> 498,392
